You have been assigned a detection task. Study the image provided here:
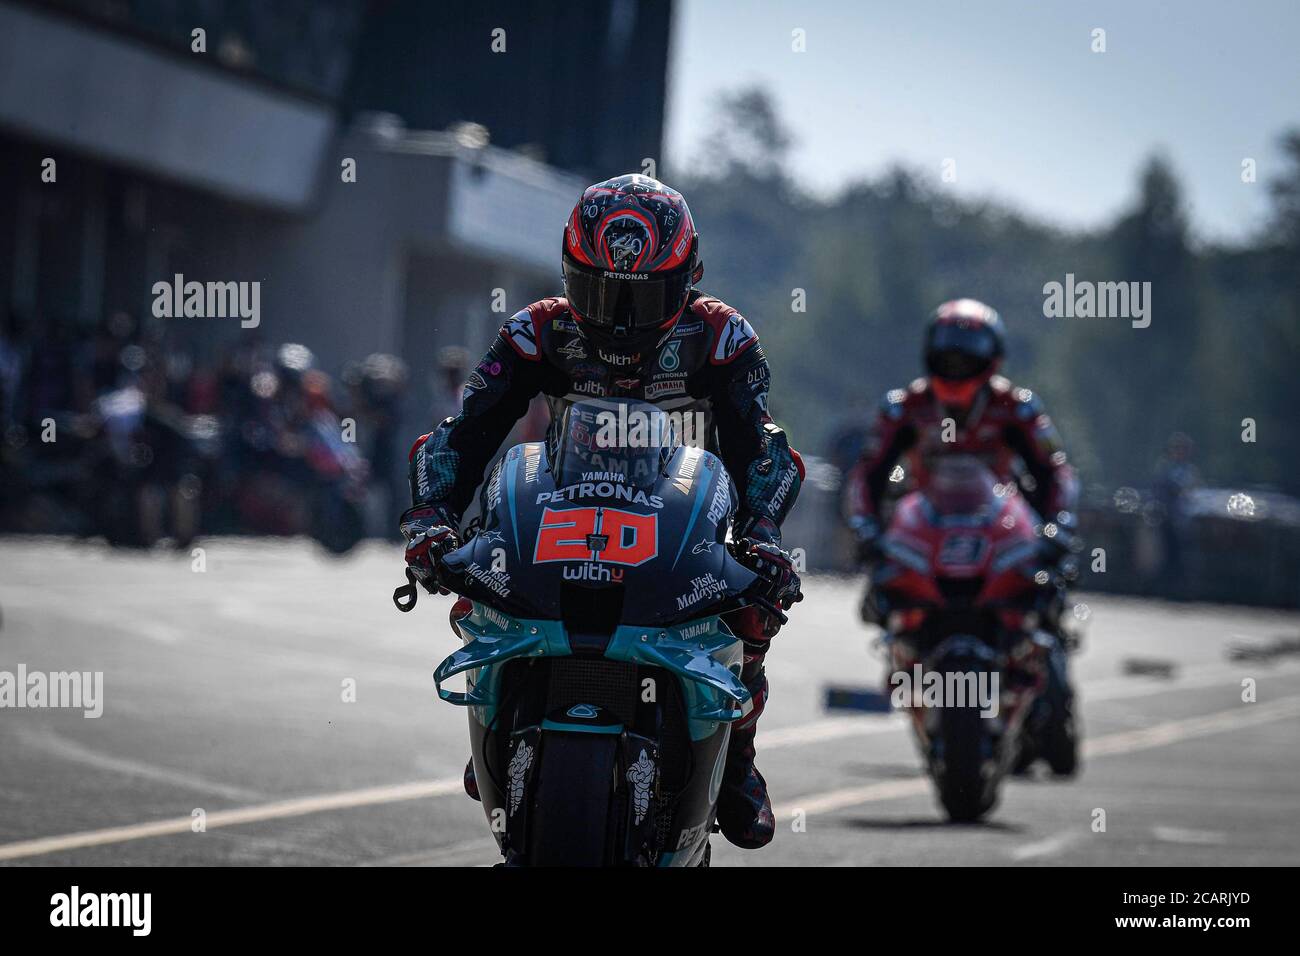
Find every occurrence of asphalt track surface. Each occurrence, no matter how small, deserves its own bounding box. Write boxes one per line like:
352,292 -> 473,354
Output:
1,537 -> 1297,867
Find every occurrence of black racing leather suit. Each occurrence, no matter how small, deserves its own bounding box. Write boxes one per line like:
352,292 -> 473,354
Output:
408,291 -> 802,544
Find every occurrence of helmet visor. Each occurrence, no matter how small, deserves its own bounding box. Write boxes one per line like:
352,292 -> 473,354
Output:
926,324 -> 999,379
563,257 -> 692,333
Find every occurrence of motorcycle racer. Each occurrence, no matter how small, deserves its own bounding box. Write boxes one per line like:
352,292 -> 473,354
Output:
845,298 -> 1081,774
401,174 -> 804,848
845,298 -> 1079,562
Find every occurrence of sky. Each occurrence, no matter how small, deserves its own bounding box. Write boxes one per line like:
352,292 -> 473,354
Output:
665,0 -> 1300,243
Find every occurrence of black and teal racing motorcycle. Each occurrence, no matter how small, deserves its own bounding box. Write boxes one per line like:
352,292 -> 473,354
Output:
396,397 -> 783,866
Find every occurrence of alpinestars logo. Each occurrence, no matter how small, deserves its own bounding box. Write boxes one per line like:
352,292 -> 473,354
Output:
558,338 -> 586,359
504,310 -> 538,356
713,314 -> 756,362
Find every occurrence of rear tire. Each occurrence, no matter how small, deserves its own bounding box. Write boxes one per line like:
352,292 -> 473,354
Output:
527,733 -> 619,866
1041,645 -> 1079,777
1011,730 -> 1038,775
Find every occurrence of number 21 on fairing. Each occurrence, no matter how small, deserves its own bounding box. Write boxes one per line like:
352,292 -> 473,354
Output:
533,506 -> 659,566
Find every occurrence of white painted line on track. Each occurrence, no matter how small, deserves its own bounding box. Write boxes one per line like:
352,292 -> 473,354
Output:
409,694 -> 1300,866
11,727 -> 266,803
357,838 -> 497,867
757,659 -> 1300,753
773,695 -> 1300,823
759,714 -> 904,747
1010,832 -> 1081,861
773,778 -> 931,818
0,778 -> 463,862
1151,826 -> 1225,845
2,684 -> 1296,864
0,712 -> 904,864
1082,694 -> 1300,758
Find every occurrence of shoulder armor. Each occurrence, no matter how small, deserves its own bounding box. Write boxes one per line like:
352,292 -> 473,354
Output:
1009,383 -> 1044,420
500,297 -> 571,361
881,388 -> 908,420
692,295 -> 757,365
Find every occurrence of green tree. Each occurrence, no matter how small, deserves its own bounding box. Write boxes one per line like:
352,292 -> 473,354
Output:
678,90 -> 1299,497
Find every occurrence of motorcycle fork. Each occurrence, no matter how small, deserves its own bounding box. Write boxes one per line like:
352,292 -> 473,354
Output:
499,724 -> 542,863
619,664 -> 679,865
618,731 -> 662,865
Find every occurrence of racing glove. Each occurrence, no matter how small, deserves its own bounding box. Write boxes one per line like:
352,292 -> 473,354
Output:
399,504 -> 461,595
733,536 -> 804,638
848,514 -> 884,566
1038,511 -> 1081,583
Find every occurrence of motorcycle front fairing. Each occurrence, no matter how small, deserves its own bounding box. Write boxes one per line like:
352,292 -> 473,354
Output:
432,600 -> 751,866
871,462 -> 1052,804
442,417 -> 758,626
433,607 -> 752,735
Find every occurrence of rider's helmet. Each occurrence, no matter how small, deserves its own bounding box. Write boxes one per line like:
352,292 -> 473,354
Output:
273,343 -> 316,387
561,174 -> 702,357
923,298 -> 1005,408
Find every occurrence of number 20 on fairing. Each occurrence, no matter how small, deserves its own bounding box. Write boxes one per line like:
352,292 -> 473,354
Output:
533,506 -> 659,566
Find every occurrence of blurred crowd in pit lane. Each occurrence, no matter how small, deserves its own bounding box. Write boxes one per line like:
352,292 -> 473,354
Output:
0,308 -> 546,553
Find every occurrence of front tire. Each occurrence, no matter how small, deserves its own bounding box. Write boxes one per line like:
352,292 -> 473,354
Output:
1040,671 -> 1081,780
1041,654 -> 1079,776
934,703 -> 999,823
527,733 -> 619,866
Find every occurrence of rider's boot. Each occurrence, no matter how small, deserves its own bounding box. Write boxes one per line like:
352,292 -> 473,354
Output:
716,607 -> 775,848
464,757 -> 481,801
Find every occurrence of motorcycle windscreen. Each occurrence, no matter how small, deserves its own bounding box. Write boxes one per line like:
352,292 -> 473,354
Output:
551,398 -> 683,490
925,455 -> 1000,519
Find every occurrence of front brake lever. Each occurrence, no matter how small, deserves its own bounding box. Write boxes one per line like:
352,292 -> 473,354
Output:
747,593 -> 789,626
